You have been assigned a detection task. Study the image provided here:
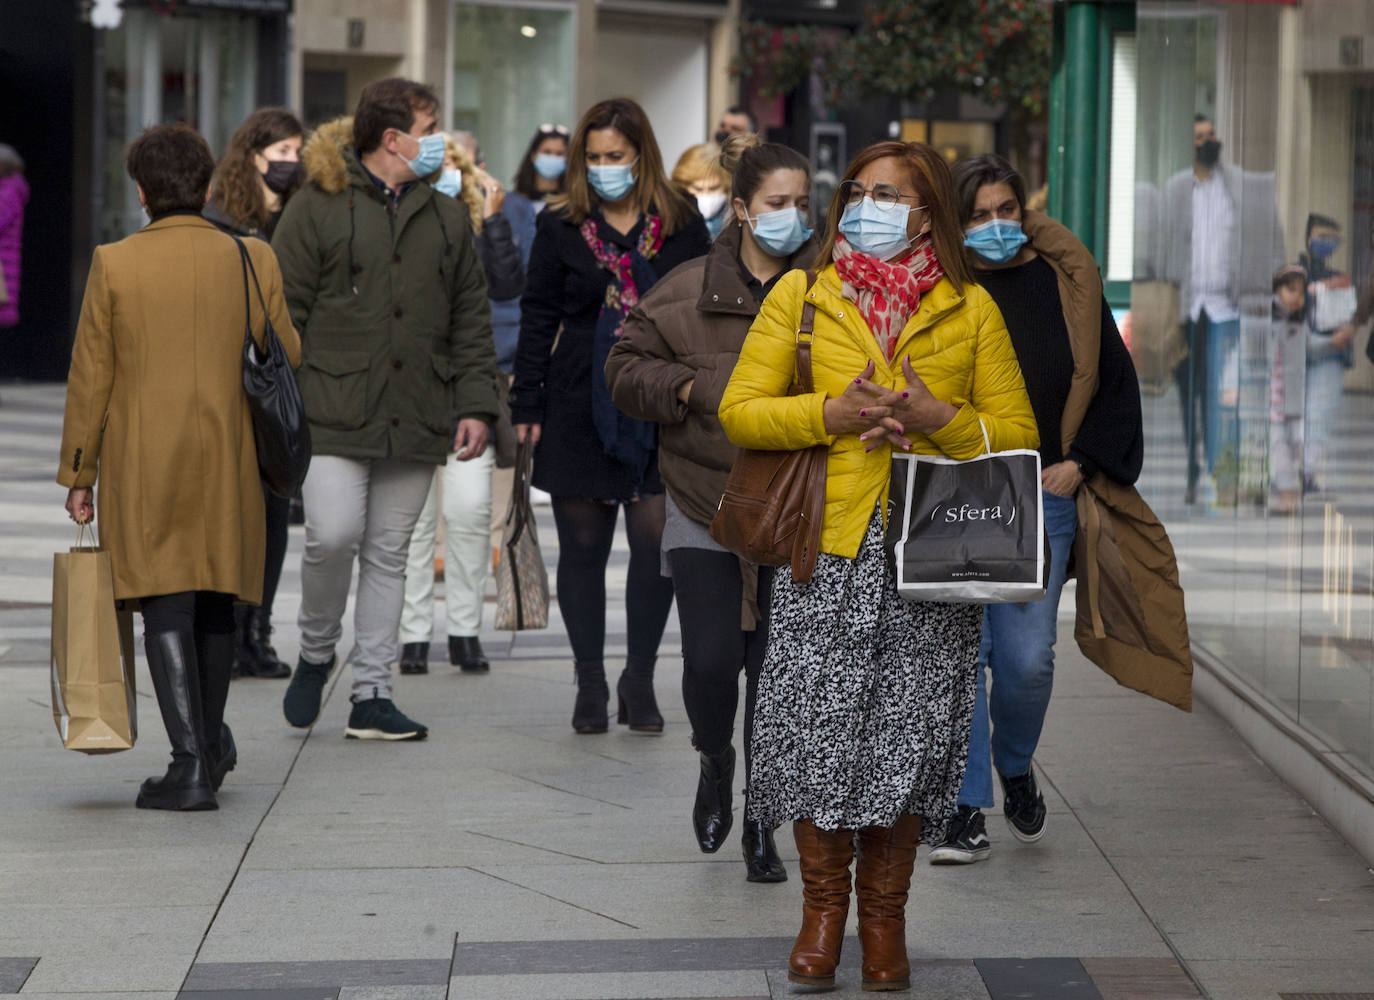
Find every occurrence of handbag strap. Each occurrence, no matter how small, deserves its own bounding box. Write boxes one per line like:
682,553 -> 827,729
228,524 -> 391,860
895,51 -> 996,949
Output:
230,235 -> 272,340
795,270 -> 819,393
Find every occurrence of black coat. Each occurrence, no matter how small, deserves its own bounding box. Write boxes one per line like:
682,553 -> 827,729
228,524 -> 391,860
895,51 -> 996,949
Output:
510,206 -> 710,499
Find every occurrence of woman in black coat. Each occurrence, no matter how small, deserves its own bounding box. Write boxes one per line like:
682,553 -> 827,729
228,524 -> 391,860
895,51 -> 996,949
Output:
510,98 -> 710,735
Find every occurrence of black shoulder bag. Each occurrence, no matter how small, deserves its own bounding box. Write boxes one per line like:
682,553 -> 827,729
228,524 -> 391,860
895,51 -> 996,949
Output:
233,236 -> 311,497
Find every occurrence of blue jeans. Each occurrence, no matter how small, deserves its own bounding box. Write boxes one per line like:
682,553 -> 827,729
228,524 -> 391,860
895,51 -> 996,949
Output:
958,490 -> 1079,809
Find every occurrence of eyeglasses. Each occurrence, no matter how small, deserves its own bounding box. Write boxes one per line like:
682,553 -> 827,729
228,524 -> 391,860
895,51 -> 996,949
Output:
538,123 -> 570,136
839,180 -> 922,211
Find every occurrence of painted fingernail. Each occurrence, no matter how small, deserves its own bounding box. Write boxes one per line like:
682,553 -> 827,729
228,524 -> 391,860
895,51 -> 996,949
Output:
854,377 -> 863,384
860,409 -> 868,417
902,391 -> 910,398
903,442 -> 912,451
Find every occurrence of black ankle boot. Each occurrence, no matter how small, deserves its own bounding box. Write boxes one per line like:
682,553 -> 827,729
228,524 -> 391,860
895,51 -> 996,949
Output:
449,635 -> 490,674
741,817 -> 788,883
138,631 -> 217,811
616,656 -> 663,733
693,746 -> 735,852
572,660 -> 609,734
196,630 -> 236,792
400,642 -> 430,675
243,607 -> 290,678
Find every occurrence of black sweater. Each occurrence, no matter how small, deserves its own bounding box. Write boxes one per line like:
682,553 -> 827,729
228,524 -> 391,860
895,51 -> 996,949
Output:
976,256 -> 1143,486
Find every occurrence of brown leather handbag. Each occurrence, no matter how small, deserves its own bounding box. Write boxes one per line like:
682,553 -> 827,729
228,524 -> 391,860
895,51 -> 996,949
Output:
709,280 -> 827,583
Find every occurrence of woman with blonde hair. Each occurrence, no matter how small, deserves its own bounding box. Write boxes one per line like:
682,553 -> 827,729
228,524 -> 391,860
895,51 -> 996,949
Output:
204,107 -> 305,682
511,97 -> 710,735
399,133 -> 523,675
719,141 -> 1037,990
671,142 -> 731,239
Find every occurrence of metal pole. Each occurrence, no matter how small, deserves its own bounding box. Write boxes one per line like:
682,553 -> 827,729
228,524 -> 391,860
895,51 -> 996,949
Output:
1062,0 -> 1099,247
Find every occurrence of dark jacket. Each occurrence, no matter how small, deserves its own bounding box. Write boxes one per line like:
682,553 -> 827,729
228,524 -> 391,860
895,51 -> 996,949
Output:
271,117 -> 500,466
604,221 -> 816,524
490,191 -> 543,373
474,211 -> 524,302
509,203 -> 711,499
203,196 -> 275,241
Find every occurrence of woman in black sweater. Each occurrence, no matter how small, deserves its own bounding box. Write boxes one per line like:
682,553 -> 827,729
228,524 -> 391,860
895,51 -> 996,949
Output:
510,98 -> 710,735
928,154 -> 1143,865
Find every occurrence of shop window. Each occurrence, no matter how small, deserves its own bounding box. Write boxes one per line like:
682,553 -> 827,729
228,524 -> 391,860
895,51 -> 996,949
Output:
452,3 -> 576,188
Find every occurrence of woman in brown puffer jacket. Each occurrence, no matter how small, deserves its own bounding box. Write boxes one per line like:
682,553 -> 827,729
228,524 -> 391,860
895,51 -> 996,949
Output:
605,134 -> 815,883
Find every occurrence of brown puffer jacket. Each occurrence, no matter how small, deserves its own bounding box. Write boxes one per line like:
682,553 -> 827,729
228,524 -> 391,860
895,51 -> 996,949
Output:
605,221 -> 816,525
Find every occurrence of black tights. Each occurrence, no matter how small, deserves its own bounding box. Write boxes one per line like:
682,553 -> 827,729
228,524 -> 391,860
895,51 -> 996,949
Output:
141,591 -> 236,637
262,489 -> 291,614
668,548 -> 773,785
551,494 -> 674,665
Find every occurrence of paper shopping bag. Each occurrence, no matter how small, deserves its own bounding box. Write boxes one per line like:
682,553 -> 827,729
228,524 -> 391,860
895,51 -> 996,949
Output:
51,531 -> 138,753
888,445 -> 1046,604
494,440 -> 550,631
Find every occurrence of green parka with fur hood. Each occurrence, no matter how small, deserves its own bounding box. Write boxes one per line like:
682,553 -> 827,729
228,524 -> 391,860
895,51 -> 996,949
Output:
271,117 -> 499,464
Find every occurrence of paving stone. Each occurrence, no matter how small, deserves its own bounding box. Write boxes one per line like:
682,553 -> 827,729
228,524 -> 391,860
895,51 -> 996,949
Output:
0,958 -> 36,993
976,958 -> 1103,1000
446,969 -> 768,1000
184,960 -> 452,990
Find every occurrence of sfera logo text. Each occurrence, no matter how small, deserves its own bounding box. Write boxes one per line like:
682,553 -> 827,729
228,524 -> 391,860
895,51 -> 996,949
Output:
930,503 -> 1016,525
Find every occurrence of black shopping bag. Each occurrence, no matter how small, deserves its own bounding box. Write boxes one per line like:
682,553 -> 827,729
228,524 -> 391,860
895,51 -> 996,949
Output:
888,443 -> 1046,604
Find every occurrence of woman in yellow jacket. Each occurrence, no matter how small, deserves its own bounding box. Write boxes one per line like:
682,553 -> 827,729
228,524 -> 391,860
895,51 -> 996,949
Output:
719,141 -> 1037,991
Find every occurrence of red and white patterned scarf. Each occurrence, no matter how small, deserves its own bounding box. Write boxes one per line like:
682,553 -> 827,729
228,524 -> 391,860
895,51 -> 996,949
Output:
832,235 -> 945,360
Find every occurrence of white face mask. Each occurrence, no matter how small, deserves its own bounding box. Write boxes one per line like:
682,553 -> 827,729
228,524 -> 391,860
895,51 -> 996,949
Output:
695,191 -> 727,220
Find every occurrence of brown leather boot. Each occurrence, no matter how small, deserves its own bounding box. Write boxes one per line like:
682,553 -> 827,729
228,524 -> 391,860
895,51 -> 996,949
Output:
788,819 -> 856,987
855,813 -> 922,991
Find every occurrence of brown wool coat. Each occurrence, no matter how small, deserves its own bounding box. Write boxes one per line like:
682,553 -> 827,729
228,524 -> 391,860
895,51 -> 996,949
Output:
57,214 -> 302,604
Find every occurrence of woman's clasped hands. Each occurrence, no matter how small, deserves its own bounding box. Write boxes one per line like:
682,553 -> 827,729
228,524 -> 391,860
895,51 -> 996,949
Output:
822,358 -> 958,452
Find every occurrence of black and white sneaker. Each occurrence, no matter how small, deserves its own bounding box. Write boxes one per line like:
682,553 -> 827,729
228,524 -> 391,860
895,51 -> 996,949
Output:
928,805 -> 992,865
1000,769 -> 1047,842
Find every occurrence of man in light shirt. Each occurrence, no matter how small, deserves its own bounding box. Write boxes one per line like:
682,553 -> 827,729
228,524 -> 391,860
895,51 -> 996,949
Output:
1164,114 -> 1286,506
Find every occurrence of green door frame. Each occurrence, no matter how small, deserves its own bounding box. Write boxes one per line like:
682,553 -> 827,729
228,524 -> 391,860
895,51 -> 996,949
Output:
1049,0 -> 1136,310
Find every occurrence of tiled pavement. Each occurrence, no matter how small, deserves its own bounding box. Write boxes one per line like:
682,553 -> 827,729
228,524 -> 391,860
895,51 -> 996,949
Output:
2,382 -> 1374,1000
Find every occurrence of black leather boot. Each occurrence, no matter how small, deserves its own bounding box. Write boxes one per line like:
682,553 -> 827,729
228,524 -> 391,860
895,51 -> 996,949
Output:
572,660 -> 609,734
616,655 -> 663,733
196,630 -> 237,792
693,746 -> 735,852
400,642 -> 430,675
742,814 -> 789,883
243,607 -> 290,678
449,635 -> 490,674
137,631 -> 217,811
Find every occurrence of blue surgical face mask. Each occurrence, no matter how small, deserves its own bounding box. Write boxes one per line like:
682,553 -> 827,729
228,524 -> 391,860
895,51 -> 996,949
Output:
433,168 -> 463,199
588,159 -> 637,202
838,197 -> 917,261
1309,236 -> 1340,261
403,132 -> 447,180
964,218 -> 1029,264
749,206 -> 813,258
534,154 -> 566,180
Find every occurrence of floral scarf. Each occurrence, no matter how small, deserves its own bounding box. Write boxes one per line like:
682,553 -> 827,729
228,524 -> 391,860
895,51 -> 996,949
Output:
581,213 -> 665,479
832,235 -> 945,359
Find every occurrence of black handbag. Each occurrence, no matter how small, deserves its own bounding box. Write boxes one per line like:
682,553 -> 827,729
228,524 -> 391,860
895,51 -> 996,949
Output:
233,236 -> 311,497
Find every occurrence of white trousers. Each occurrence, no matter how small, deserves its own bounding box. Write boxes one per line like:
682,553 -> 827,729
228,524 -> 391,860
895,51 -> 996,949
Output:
401,448 -> 495,644
297,456 -> 436,700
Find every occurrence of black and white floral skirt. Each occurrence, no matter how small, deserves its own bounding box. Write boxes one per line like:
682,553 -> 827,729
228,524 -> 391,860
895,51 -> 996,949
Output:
746,508 -> 981,842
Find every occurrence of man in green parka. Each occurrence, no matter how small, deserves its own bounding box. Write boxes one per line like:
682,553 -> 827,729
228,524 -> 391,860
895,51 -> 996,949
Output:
273,78 -> 499,741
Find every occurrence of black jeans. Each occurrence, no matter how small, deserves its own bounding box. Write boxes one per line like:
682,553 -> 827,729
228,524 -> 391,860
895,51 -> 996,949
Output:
667,547 -> 774,786
141,591 -> 235,636
551,494 -> 675,665
1174,312 -> 1211,496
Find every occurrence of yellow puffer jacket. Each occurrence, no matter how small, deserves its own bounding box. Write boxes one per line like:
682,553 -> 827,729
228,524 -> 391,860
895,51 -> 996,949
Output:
719,265 -> 1038,559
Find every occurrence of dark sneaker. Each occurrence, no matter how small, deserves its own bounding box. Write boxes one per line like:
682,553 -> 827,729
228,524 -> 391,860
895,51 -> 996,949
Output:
1000,769 -> 1047,843
345,696 -> 428,741
928,805 -> 992,864
283,655 -> 335,728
